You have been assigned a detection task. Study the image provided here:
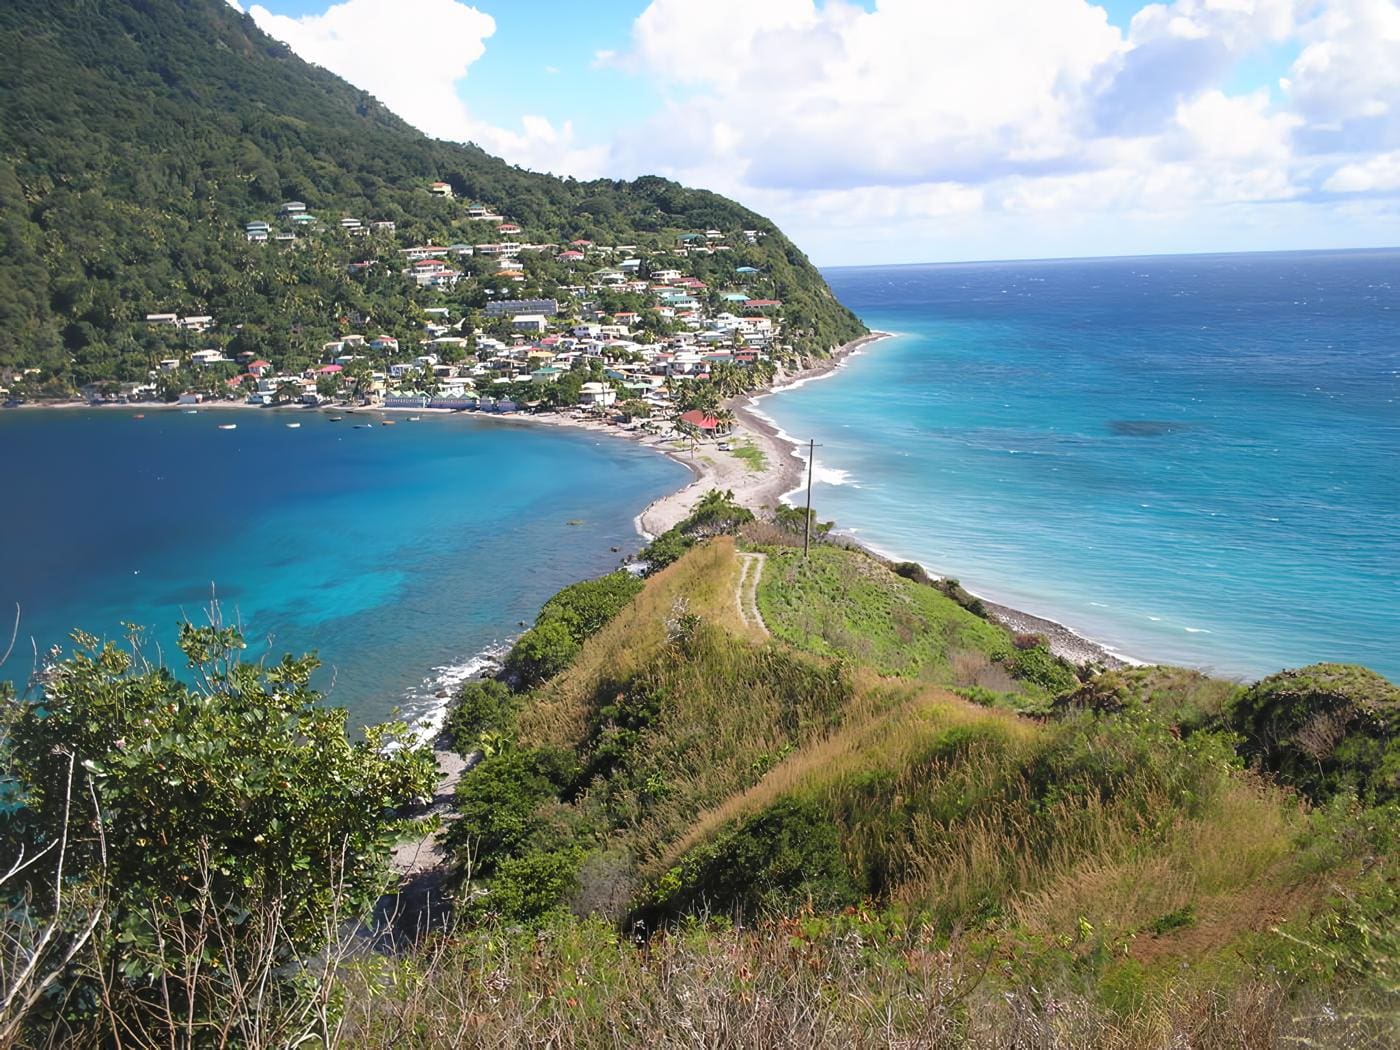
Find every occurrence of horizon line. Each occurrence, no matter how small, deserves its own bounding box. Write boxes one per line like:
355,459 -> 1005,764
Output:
818,243 -> 1400,270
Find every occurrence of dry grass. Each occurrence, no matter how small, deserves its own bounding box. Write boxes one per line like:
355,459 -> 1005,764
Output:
335,918 -> 1397,1050
1015,776 -> 1306,946
653,687 -> 1037,875
516,538 -> 752,751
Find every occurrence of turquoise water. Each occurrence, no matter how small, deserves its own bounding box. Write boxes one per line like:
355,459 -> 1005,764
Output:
761,250 -> 1400,681
0,409 -> 686,728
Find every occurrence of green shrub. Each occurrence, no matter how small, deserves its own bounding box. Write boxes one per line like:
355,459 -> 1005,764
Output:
444,677 -> 519,754
1147,903 -> 1196,935
932,576 -> 989,619
538,571 -> 644,641
891,561 -> 932,585
639,529 -> 693,573
480,848 -> 585,926
506,619 -> 580,688
642,491 -> 755,573
448,747 -> 579,874
1228,663 -> 1399,804
646,796 -> 859,924
1009,644 -> 1079,693
1056,665 -> 1242,733
0,624 -> 436,1029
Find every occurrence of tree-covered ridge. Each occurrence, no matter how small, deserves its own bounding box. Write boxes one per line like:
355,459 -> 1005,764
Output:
0,0 -> 864,393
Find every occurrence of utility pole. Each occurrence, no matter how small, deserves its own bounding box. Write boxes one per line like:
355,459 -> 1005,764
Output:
803,438 -> 821,559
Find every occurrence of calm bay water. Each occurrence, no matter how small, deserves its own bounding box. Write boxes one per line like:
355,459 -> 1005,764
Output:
0,409 -> 686,728
762,250 -> 1400,680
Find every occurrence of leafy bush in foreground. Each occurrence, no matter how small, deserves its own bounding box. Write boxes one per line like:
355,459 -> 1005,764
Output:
0,622 -> 436,1044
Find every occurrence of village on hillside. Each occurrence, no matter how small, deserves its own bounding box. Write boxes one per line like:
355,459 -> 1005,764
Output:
63,182 -> 800,440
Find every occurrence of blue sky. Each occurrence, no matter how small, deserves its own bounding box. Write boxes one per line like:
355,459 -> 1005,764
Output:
238,0 -> 1400,265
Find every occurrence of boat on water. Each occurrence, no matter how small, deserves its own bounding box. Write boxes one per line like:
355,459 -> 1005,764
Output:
132,413 -> 145,419
217,423 -> 237,430
183,409 -> 198,414
353,423 -> 374,429
328,415 -> 343,422
380,418 -> 397,426
285,422 -> 301,428
408,416 -> 421,422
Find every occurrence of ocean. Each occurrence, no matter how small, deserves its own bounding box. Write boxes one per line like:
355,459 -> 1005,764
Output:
0,409 -> 686,730
761,249 -> 1400,681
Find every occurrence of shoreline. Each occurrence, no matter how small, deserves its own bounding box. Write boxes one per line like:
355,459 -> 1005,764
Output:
733,332 -> 1134,671
10,338 -> 1133,673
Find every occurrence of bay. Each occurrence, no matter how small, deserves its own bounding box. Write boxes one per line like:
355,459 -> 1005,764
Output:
0,408 -> 687,728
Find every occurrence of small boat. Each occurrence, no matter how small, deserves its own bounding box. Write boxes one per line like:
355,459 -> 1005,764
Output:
217,423 -> 237,430
132,413 -> 145,419
380,418 -> 397,426
328,415 -> 343,422
285,422 -> 301,429
353,423 -> 374,429
408,416 -> 421,422
183,409 -> 198,415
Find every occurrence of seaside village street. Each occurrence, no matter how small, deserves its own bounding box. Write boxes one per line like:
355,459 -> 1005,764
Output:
104,184 -> 794,453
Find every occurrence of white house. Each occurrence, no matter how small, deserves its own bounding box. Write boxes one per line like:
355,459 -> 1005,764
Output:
512,314 -> 548,333
578,381 -> 616,408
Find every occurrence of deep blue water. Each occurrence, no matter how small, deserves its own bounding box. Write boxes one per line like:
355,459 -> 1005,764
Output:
761,250 -> 1400,680
0,409 -> 686,728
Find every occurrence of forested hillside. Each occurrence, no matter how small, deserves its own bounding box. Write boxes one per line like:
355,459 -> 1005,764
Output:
0,0 -> 864,393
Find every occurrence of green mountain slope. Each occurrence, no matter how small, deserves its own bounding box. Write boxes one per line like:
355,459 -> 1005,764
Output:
0,0 -> 864,391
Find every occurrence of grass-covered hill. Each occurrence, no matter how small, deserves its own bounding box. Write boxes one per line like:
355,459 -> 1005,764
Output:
420,511 -> 1397,1047
0,0 -> 864,391
4,501 -> 1395,1045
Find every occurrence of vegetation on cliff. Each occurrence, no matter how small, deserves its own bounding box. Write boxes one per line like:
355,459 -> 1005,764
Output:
0,0 -> 864,396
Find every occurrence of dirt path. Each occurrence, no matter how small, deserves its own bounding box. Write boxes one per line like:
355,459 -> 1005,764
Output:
736,552 -> 768,635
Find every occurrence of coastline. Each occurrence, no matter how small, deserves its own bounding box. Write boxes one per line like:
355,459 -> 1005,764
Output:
733,331 -> 1133,671
12,335 -> 1131,677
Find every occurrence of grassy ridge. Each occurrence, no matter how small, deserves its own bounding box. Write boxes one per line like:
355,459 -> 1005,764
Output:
422,531 -> 1397,1045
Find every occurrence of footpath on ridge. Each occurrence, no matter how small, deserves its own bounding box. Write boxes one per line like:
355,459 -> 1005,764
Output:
736,552 -> 768,635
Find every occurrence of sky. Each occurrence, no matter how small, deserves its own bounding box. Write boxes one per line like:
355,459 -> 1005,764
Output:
228,0 -> 1400,266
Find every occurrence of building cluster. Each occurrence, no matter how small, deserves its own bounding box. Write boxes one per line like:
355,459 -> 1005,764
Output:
120,183 -> 784,416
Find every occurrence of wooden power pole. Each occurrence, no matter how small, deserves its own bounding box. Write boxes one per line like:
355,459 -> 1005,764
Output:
803,438 -> 821,559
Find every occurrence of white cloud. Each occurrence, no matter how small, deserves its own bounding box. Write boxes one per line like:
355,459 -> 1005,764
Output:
599,0 -> 1326,253
1285,0 -> 1400,149
248,0 -> 608,176
226,0 -> 245,11
616,0 -> 1125,189
1324,150 -> 1400,191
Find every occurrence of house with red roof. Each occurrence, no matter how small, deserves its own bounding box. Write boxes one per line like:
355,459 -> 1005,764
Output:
679,409 -> 719,432
247,359 -> 273,377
